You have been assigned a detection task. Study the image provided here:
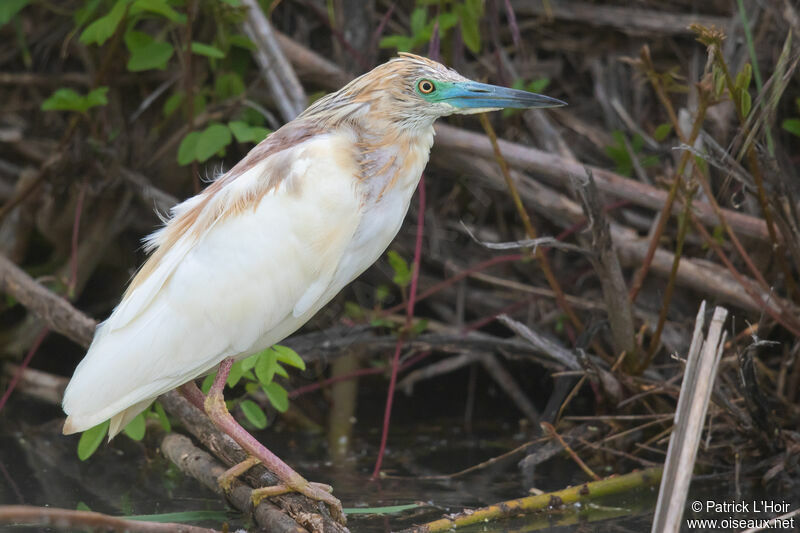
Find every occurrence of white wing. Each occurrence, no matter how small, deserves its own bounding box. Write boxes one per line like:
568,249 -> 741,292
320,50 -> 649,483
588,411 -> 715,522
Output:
63,131 -> 362,436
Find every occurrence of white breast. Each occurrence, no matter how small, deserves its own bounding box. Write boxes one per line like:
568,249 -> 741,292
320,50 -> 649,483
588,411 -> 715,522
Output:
323,127 -> 434,301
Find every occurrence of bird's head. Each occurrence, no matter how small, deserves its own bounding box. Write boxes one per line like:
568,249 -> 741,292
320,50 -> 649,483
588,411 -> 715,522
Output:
302,53 -> 566,133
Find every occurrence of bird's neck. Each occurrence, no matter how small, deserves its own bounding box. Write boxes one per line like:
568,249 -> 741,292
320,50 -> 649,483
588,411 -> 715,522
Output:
351,121 -> 434,203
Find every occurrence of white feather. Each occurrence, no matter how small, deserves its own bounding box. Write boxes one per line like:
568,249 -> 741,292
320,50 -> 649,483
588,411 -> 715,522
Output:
62,132 -> 364,436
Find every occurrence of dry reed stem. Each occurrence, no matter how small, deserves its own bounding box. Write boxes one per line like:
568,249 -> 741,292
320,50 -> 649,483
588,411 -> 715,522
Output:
651,303 -> 728,533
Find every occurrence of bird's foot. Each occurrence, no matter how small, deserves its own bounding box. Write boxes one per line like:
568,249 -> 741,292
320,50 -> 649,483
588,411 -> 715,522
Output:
252,479 -> 343,522
202,359 -> 345,523
217,456 -> 261,492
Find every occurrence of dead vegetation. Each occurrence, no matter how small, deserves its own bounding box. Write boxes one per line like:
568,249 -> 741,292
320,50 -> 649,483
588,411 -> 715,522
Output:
1,0 -> 800,531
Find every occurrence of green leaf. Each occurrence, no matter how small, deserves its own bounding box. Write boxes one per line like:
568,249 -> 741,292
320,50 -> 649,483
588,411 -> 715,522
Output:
712,65 -> 726,98
80,0 -> 130,46
228,121 -> 269,144
227,360 -> 245,388
410,7 -> 427,36
387,250 -> 412,288
229,34 -> 255,50
153,401 -> 171,431
241,353 -> 259,372
410,318 -> 428,335
263,382 -> 288,412
273,363 -> 289,379
526,78 -> 550,93
240,399 -> 267,429
125,31 -> 174,71
75,0 -> 103,26
344,301 -> 364,319
177,131 -> 200,165
248,127 -> 270,143
343,503 -> 423,515
76,501 -> 92,512
131,0 -> 186,23
782,118 -> 800,137
195,123 -> 232,161
78,420 -> 109,460
123,412 -> 146,441
739,88 -> 752,117
654,123 -> 672,142
465,0 -> 483,18
255,348 -> 278,386
379,35 -> 413,51
272,345 -> 305,370
228,120 -> 253,142
41,87 -> 109,113
193,92 -> 207,115
0,0 -> 29,26
438,12 -> 459,31
215,72 -> 245,99
457,4 -> 481,53
191,41 -> 225,59
605,130 -> 633,176
163,91 -> 183,117
201,372 -> 216,394
375,284 -> 390,303
735,62 -> 752,91
631,133 -> 644,152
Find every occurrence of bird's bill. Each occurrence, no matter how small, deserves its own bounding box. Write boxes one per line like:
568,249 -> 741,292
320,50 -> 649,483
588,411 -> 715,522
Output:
441,81 -> 566,110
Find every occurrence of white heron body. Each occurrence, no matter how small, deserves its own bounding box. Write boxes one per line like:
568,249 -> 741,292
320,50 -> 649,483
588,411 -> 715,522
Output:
63,124 -> 433,437
61,53 -> 564,445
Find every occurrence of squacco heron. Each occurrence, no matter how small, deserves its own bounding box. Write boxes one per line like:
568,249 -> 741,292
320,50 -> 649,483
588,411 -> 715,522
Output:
62,53 -> 565,518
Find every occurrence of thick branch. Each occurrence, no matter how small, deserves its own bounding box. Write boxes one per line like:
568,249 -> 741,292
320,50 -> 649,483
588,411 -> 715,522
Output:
161,434 -> 308,533
0,254 -> 95,347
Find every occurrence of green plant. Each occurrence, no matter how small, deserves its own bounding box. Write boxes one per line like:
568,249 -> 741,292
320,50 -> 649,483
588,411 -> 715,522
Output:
0,0 -> 30,26
78,344 -> 303,458
781,98 -> 800,138
77,400 -> 170,460
380,0 -> 483,54
200,345 -> 306,429
41,87 -> 109,113
71,0 -> 267,166
604,130 -> 658,177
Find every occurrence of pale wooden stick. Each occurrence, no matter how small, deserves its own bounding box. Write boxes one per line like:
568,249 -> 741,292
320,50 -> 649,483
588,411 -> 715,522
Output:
651,303 -> 728,533
0,254 -> 95,347
241,0 -> 306,121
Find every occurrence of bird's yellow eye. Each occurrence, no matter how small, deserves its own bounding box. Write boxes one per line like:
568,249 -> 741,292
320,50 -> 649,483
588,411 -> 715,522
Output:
418,80 -> 436,94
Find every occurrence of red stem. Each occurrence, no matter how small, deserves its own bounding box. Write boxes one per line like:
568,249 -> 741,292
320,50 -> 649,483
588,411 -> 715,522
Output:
0,328 -> 48,413
290,351 -> 432,399
68,180 -> 88,297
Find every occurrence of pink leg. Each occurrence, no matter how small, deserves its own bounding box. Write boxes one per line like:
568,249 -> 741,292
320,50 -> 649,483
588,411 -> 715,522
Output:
178,381 -> 206,411
204,358 -> 343,522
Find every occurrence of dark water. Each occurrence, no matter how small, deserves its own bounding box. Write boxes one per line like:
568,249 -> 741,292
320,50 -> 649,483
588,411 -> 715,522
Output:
0,384 -> 793,532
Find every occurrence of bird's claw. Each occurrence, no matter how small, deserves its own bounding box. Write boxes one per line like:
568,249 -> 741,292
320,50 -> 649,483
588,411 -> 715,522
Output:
217,456 -> 261,492
252,480 -> 344,523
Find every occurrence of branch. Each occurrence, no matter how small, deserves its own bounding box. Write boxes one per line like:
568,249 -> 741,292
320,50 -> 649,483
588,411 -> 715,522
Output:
161,434 -> 308,533
241,0 -> 306,121
0,254 -> 95,347
571,169 -> 636,364
0,505 -> 218,533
